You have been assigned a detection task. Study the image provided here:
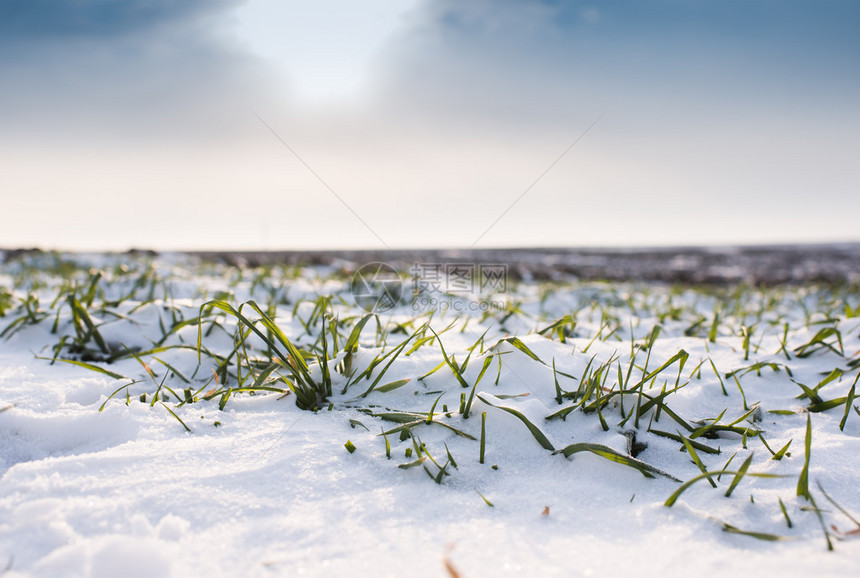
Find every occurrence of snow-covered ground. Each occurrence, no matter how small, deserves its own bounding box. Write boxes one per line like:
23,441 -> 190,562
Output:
1,252 -> 859,577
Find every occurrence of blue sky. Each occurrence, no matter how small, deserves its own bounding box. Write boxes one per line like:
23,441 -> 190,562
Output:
1,0 -> 858,250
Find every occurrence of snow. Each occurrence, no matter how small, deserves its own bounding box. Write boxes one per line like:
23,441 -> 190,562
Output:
1,253 -> 859,577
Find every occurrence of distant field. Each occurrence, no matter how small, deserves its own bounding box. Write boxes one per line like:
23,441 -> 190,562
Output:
182,243 -> 860,284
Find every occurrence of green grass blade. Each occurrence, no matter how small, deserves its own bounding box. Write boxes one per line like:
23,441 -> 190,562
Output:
648,428 -> 721,454
724,452 -> 754,497
478,394 -> 554,451
98,380 -> 142,411
840,374 -> 858,431
502,336 -> 545,364
476,489 -> 494,507
678,432 -> 717,487
630,349 -> 689,391
554,442 -> 680,481
480,411 -> 487,464
375,378 -> 411,393
664,469 -> 785,507
378,417 -> 477,441
778,497 -> 793,528
431,329 -> 472,390
797,414 -> 812,500
345,313 -> 376,351
771,439 -> 792,461
35,355 -> 127,380
816,480 -> 860,528
160,402 -> 191,433
463,356 -> 494,419
720,522 -> 790,542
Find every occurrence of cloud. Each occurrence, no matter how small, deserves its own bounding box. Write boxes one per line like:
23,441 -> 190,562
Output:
0,0 -> 273,142
345,0 -> 860,248
0,0 -> 237,41
375,0 -> 860,129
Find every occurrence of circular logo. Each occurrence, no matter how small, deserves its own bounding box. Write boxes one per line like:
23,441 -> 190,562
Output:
351,262 -> 403,313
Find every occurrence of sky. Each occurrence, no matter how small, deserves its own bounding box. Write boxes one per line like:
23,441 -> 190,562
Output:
1,0 -> 859,251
